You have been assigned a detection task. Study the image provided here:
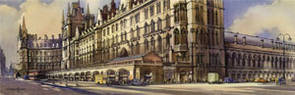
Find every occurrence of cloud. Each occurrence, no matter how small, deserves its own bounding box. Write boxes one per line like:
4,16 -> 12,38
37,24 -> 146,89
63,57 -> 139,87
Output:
0,0 -> 67,67
0,5 -> 21,67
0,0 -> 120,67
229,0 -> 295,40
20,0 -> 67,35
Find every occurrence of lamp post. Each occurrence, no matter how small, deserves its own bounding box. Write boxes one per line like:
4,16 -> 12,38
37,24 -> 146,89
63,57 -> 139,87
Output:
191,42 -> 195,82
276,33 -> 292,80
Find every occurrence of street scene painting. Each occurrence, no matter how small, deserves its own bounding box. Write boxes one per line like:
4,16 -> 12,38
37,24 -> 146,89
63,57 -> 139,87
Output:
1,0 -> 295,95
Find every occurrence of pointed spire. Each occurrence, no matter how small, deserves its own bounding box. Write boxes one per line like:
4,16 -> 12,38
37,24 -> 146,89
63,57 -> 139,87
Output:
22,16 -> 26,29
62,10 -> 65,24
19,24 -> 22,37
87,3 -> 90,15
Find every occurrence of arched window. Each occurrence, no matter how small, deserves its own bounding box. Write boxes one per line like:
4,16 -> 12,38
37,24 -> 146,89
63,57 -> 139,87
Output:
232,52 -> 236,66
181,28 -> 187,44
174,28 -> 180,45
166,15 -> 170,29
257,55 -> 261,68
144,39 -> 149,53
130,43 -> 134,55
130,28 -> 134,38
252,55 -> 256,67
136,26 -> 140,38
115,35 -> 118,43
124,31 -> 127,41
151,20 -> 155,32
237,53 -> 241,66
158,36 -> 162,52
242,54 -> 247,66
144,22 -> 148,34
151,37 -> 155,51
166,34 -> 171,48
157,18 -> 162,31
121,32 -> 123,41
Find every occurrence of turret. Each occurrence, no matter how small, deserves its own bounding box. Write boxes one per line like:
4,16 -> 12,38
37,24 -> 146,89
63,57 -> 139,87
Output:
21,16 -> 28,39
62,10 -> 65,26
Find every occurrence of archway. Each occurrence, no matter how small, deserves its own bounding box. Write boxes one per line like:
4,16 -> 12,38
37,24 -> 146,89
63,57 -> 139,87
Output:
179,70 -> 190,83
119,48 -> 129,57
86,71 -> 91,81
118,69 -> 130,84
106,70 -> 116,83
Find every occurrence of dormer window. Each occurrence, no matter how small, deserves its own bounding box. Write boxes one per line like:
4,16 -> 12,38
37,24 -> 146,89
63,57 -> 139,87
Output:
271,40 -> 274,49
234,35 -> 238,44
260,39 -> 264,48
242,36 -> 246,45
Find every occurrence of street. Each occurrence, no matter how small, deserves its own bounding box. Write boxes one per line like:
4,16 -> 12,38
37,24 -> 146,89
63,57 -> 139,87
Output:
2,78 -> 295,95
0,78 -> 85,95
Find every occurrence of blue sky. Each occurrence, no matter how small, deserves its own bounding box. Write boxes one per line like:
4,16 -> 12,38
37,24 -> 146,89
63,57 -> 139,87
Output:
224,0 -> 274,29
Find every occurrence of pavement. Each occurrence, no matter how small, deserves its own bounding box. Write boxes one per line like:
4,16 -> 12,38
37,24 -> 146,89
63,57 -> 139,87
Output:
2,78 -> 295,95
0,78 -> 90,95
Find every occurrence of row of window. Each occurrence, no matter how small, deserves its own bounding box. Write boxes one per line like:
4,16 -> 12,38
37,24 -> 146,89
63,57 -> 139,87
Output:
29,50 -> 61,56
101,34 -> 171,60
227,52 -> 295,69
103,0 -> 170,37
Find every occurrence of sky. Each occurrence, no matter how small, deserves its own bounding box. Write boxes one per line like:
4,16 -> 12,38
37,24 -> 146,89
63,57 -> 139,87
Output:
0,0 -> 294,67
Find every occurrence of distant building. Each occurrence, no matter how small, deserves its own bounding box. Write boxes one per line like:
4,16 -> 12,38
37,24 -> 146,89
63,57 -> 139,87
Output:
17,17 -> 62,79
0,47 -> 6,76
224,32 -> 295,82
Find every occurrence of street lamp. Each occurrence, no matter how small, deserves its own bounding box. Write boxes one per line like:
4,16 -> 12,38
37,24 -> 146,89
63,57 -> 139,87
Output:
276,33 -> 292,80
191,42 -> 195,82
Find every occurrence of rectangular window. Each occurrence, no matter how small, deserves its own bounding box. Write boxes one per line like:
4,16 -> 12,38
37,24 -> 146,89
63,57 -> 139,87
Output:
144,8 -> 148,19
135,13 -> 140,23
157,2 -> 161,14
107,27 -> 110,35
130,16 -> 133,26
150,5 -> 154,17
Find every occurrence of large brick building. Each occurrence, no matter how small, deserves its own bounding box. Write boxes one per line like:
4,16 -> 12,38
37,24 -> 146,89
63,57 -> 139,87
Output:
17,17 -> 62,79
39,0 -> 295,83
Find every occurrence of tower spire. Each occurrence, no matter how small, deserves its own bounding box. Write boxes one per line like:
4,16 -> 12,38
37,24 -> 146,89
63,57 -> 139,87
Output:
62,10 -> 65,24
22,16 -> 26,29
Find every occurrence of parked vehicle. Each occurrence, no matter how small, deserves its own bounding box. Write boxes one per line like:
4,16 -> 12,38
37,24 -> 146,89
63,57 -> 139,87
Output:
94,74 -> 107,85
278,77 -> 286,85
129,79 -> 145,86
23,75 -> 29,80
254,78 -> 267,83
208,73 -> 220,83
224,77 -> 235,83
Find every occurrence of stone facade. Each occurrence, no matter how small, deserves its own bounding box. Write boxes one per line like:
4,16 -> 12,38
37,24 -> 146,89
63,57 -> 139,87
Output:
224,32 -> 295,81
56,0 -> 225,83
17,17 -> 62,79
47,0 -> 295,83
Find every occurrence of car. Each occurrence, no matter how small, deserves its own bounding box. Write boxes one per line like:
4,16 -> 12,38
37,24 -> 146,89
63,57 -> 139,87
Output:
254,78 -> 267,83
23,75 -> 29,80
224,77 -> 235,83
129,79 -> 145,86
